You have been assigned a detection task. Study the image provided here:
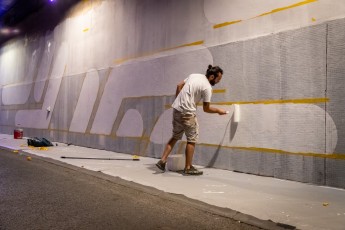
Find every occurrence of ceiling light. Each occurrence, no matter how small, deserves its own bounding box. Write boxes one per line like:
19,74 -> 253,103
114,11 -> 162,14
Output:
0,28 -> 11,35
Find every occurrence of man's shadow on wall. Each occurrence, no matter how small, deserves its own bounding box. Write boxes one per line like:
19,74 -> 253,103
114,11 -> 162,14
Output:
207,111 -> 238,167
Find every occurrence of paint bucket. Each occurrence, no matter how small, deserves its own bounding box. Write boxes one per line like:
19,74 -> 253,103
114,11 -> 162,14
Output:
167,154 -> 185,171
14,128 -> 23,139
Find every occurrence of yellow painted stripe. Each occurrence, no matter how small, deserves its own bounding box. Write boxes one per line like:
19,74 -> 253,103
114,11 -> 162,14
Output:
198,143 -> 345,160
213,20 -> 242,29
168,40 -> 204,50
256,0 -> 318,18
83,28 -> 90,32
115,40 -> 204,65
213,89 -> 226,94
211,97 -> 329,105
214,0 -> 318,29
169,97 -> 328,109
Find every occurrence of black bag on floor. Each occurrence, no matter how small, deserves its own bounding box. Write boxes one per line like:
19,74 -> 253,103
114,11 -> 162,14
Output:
27,137 -> 54,147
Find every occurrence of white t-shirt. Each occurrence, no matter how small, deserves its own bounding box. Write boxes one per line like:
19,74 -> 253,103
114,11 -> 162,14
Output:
172,73 -> 212,114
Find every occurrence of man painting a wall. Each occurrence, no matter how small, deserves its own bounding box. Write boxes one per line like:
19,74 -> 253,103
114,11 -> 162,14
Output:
156,65 -> 228,175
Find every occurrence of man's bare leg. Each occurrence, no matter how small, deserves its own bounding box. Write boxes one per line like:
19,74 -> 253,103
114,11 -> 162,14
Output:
185,142 -> 195,169
161,137 -> 178,162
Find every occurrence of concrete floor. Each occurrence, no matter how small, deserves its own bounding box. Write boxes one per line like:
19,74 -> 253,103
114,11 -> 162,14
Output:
1,134 -> 345,230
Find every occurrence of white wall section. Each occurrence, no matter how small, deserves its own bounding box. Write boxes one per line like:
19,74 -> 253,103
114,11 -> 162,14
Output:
91,48 -> 212,135
34,36 -> 56,102
69,69 -> 99,133
15,42 -> 67,128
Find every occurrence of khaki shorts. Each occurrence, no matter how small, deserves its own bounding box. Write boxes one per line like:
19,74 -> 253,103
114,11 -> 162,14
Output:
172,109 -> 199,143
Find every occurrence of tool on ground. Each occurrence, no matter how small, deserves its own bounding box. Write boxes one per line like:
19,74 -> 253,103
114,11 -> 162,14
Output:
61,155 -> 140,161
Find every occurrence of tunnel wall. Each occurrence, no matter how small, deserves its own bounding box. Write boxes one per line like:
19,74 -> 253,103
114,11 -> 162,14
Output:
1,0 -> 345,188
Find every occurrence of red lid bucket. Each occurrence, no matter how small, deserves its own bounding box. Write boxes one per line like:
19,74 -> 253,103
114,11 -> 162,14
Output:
14,128 -> 23,139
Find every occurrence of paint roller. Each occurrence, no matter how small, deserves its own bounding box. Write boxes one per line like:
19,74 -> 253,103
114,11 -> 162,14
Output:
225,104 -> 240,122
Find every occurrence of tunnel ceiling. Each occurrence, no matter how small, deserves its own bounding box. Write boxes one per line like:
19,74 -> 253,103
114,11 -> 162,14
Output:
0,0 -> 80,46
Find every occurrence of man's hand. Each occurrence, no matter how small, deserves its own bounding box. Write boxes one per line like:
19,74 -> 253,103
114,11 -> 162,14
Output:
218,109 -> 228,115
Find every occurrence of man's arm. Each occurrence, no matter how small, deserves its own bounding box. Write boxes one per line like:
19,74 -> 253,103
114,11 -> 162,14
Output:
203,102 -> 227,115
175,81 -> 185,97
